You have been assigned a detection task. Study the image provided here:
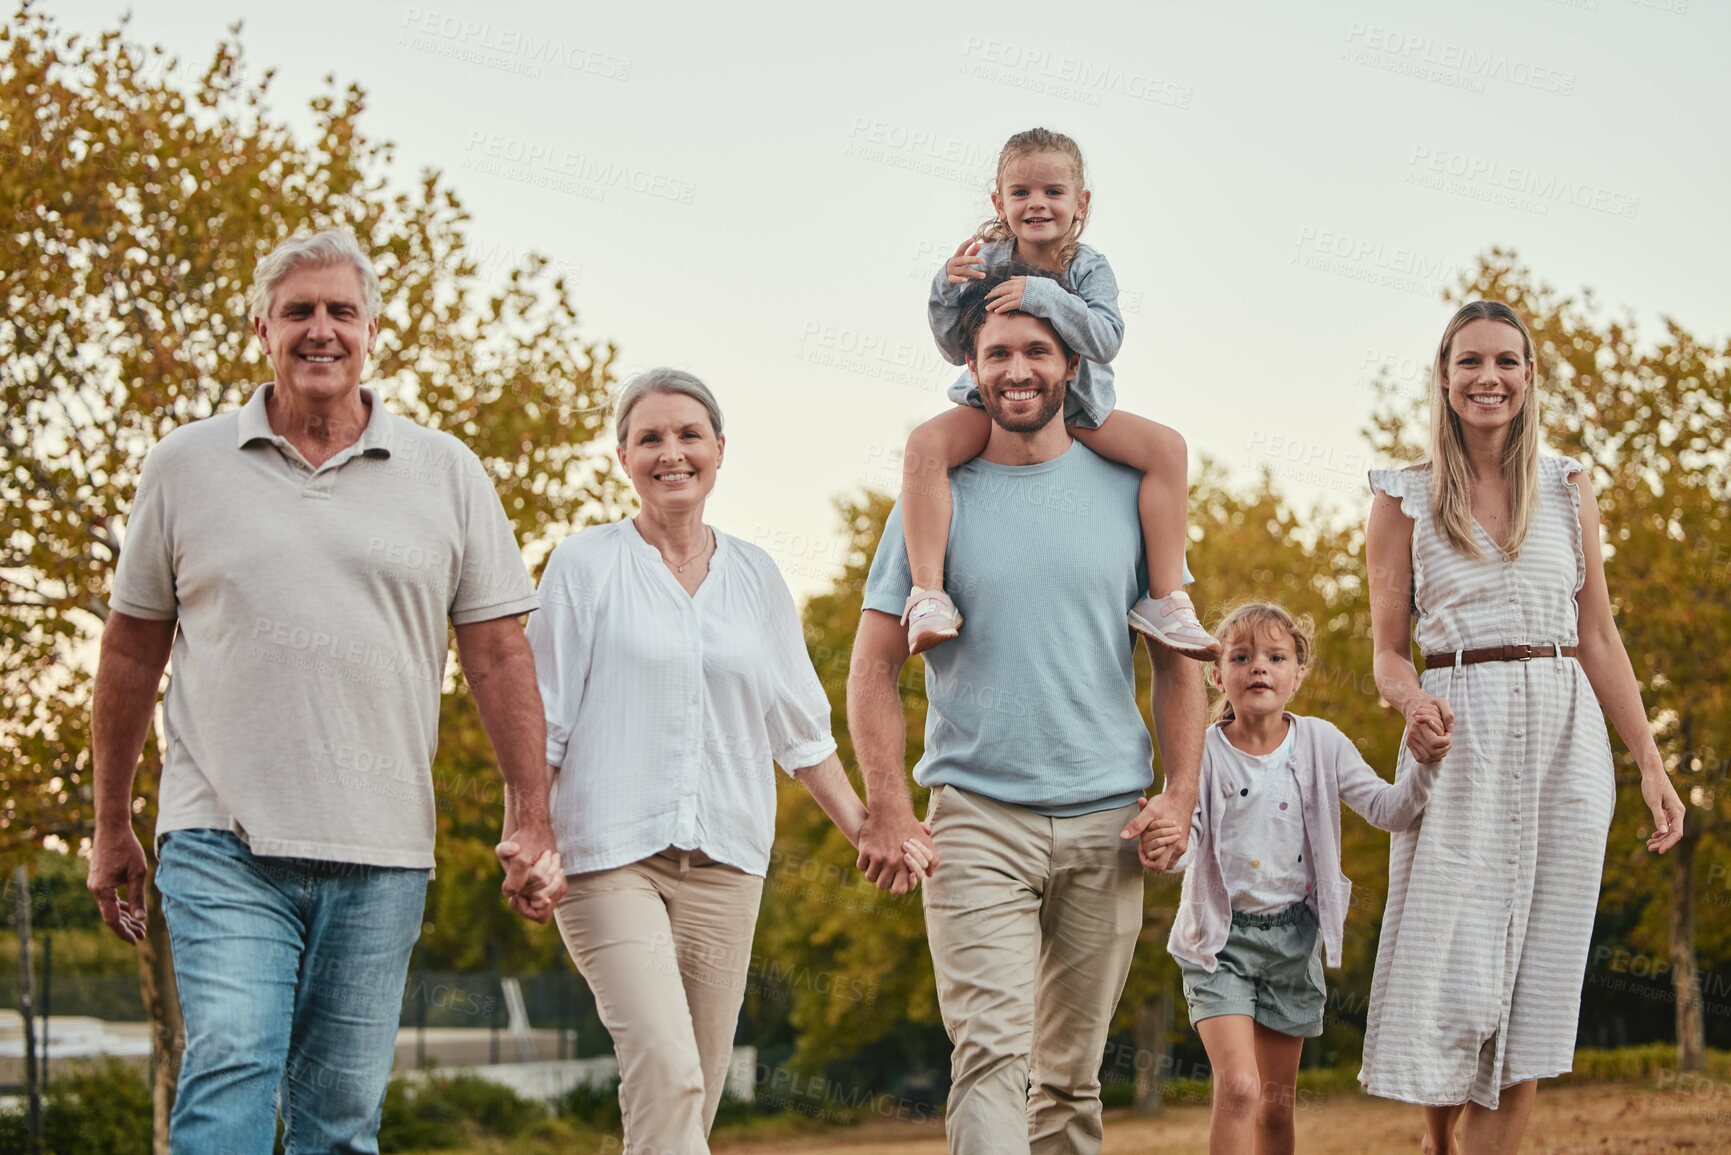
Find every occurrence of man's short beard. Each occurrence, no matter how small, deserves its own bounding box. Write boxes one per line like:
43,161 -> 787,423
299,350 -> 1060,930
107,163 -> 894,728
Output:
981,381 -> 1066,433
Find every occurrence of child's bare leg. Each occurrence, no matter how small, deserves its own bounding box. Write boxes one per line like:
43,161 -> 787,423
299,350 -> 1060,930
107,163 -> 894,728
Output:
902,406 -> 991,593
1250,1022 -> 1304,1155
1070,410 -> 1189,595
1197,1016 -> 1261,1155
1072,410 -> 1218,658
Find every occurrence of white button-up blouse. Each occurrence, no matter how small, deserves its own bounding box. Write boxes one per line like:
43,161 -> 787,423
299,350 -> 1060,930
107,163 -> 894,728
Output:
526,519 -> 838,877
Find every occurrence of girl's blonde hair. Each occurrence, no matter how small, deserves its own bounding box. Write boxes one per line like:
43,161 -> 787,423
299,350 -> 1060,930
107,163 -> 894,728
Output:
972,127 -> 1090,270
1428,300 -> 1542,560
1209,602 -> 1315,724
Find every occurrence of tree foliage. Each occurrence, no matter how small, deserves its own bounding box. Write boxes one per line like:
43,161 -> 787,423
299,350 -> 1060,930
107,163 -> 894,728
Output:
0,4 -> 623,879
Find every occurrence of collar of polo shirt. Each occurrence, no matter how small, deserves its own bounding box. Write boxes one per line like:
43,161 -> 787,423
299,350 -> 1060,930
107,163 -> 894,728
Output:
236,382 -> 395,458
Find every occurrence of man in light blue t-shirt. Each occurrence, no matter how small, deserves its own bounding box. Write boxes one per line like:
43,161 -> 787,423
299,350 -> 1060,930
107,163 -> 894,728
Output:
848,265 -> 1206,1153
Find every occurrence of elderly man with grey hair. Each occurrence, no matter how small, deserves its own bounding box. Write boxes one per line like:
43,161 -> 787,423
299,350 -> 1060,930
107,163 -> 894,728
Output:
524,368 -> 913,1154
87,227 -> 564,1152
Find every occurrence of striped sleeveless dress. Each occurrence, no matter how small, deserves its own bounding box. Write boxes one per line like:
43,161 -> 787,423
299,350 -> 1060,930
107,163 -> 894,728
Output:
1358,456 -> 1616,1109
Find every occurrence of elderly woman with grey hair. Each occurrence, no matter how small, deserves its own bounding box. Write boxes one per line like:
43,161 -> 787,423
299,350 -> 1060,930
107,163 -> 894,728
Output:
526,369 -> 928,1153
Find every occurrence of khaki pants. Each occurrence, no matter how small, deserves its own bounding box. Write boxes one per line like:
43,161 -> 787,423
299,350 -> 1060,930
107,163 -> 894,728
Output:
555,847 -> 764,1155
923,785 -> 1145,1155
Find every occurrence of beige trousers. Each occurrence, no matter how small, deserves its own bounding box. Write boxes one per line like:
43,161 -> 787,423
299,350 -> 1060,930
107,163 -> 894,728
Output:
555,846 -> 764,1155
923,785 -> 1145,1155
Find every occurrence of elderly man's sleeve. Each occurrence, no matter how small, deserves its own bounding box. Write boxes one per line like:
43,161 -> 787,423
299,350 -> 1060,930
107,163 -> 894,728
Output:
859,503 -> 914,619
761,561 -> 838,776
450,451 -> 539,624
525,545 -> 593,769
110,443 -> 180,620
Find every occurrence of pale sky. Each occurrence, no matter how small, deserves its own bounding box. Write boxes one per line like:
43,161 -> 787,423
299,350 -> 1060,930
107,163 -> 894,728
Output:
54,0 -> 1731,598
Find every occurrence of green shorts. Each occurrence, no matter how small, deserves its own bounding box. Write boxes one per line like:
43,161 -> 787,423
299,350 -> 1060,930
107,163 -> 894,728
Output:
1177,902 -> 1325,1038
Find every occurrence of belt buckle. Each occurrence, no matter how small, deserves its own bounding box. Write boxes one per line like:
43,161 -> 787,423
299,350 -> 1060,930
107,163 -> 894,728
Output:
1514,643 -> 1533,662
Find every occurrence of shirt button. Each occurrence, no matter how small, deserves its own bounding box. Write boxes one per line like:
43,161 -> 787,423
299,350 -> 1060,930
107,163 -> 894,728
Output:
1505,899 -> 1513,908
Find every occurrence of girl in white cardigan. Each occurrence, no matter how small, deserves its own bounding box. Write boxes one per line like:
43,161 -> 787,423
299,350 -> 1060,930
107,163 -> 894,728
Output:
1140,602 -> 1449,1153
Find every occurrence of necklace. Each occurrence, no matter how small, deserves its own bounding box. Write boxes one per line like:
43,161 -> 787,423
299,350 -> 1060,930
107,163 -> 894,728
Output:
668,529 -> 713,574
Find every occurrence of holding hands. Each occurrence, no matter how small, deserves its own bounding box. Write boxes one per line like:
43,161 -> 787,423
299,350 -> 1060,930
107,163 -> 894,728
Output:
495,831 -> 566,924
1403,693 -> 1454,765
856,806 -> 940,895
1123,792 -> 1195,872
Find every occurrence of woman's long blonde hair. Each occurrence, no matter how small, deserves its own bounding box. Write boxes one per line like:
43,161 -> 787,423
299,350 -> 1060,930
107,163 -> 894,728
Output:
972,127 -> 1090,271
1209,602 -> 1315,724
1429,301 -> 1542,560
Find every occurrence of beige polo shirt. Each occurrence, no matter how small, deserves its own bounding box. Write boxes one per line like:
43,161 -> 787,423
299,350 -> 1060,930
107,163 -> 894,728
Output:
110,384 -> 539,868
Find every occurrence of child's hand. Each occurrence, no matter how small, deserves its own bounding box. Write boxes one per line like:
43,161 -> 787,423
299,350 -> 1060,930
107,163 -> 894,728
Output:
1132,797 -> 1188,872
946,239 -> 987,284
985,276 -> 1028,314
1138,821 -> 1186,872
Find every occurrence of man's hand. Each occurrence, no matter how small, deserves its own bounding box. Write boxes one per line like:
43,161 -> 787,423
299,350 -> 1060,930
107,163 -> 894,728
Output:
88,824 -> 149,944
857,806 -> 935,893
1122,790 -> 1196,872
1132,800 -> 1188,873
496,820 -> 564,923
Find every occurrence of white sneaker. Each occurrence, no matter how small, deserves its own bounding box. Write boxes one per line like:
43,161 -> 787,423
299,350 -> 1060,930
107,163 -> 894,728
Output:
1129,591 -> 1221,660
902,588 -> 962,655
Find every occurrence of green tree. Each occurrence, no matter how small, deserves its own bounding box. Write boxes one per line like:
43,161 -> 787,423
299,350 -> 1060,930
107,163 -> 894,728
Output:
753,490 -> 947,1086
1367,247 -> 1730,1071
0,6 -> 621,1143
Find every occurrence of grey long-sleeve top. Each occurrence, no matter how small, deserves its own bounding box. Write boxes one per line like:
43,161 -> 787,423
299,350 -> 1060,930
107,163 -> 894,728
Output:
928,238 -> 1124,428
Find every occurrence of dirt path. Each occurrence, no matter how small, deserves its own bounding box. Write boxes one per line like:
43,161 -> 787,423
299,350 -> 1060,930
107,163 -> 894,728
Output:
713,1083 -> 1731,1154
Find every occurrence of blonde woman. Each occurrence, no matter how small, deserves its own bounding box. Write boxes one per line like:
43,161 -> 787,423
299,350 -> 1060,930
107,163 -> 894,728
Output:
1361,301 -> 1686,1154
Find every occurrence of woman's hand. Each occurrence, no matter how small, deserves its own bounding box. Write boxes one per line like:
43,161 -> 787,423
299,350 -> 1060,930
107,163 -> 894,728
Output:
946,239 -> 986,284
899,822 -> 936,889
985,276 -> 1029,314
1640,769 -> 1686,854
1403,693 -> 1454,764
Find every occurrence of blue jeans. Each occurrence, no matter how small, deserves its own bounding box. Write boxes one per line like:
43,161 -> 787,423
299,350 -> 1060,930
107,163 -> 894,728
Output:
156,829 -> 429,1154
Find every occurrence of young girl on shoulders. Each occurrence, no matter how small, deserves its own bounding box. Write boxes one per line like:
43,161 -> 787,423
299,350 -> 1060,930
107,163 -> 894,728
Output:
900,126 -> 1216,660
1140,602 -> 1450,1153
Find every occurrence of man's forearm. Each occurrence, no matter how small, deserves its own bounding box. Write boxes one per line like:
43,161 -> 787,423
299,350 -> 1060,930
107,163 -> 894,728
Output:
850,692 -> 913,815
91,616 -> 176,832
847,662 -> 914,817
461,628 -> 551,828
1148,647 -> 1205,800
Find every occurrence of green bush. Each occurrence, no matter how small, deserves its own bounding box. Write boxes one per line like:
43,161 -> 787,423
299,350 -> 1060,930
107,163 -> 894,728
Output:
379,1073 -> 546,1151
551,1077 -> 623,1131
0,1060 -> 152,1154
1561,1044 -> 1731,1084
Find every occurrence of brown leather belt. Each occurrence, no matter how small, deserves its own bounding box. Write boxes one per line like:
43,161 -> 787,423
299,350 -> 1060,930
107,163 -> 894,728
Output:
1424,643 -> 1578,671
